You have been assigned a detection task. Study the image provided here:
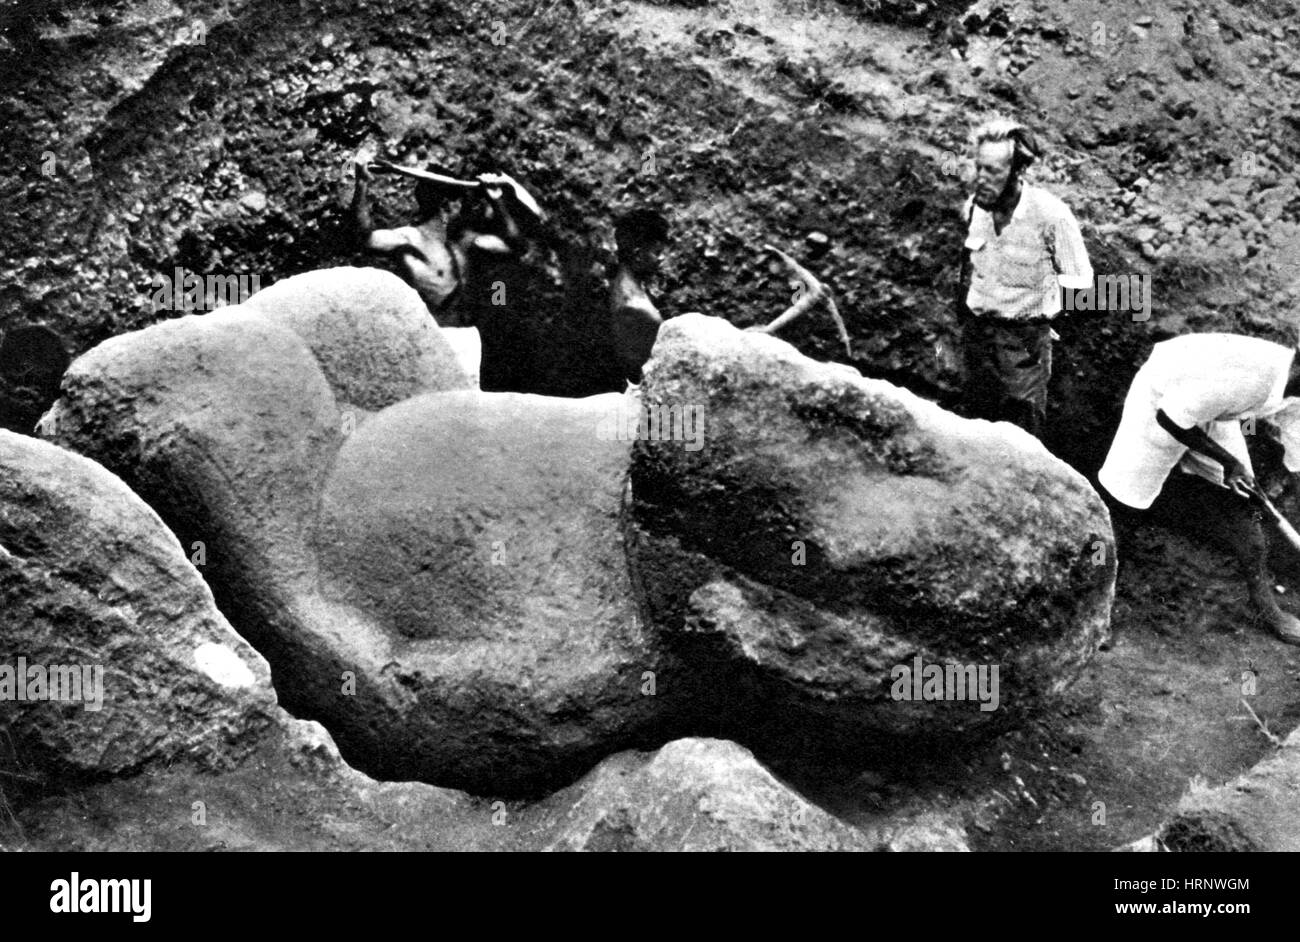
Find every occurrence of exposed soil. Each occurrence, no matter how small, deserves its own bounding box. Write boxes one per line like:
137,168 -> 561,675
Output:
776,518 -> 1300,851
4,0 -> 1300,850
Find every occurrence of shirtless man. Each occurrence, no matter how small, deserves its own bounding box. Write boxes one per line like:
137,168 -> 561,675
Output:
608,209 -> 670,384
606,210 -> 849,384
350,156 -> 544,327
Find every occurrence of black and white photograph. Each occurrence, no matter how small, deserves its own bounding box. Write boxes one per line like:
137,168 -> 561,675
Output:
0,0 -> 1293,914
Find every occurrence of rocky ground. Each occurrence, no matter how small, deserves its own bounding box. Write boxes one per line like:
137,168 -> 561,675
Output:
4,0 -> 1300,851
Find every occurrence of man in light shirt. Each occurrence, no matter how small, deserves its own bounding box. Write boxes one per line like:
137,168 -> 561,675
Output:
1098,333 -> 1300,644
957,119 -> 1093,437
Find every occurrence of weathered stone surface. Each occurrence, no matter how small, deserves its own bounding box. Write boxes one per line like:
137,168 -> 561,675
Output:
243,266 -> 471,409
629,314 -> 1116,750
0,430 -> 892,853
36,270 -> 463,620
39,303 -> 344,679
37,273 -> 1117,799
0,429 -> 488,850
0,430 -> 277,778
300,389 -> 670,792
38,268 -> 672,795
526,738 -> 877,851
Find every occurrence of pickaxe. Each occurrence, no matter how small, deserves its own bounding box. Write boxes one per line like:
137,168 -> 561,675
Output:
756,244 -> 852,358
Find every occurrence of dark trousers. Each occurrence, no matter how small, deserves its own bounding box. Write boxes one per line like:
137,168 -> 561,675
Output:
961,315 -> 1053,438
1150,471 -> 1270,583
1103,470 -> 1280,623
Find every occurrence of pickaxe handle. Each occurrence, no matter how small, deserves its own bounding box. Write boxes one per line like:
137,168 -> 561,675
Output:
759,245 -> 853,358
368,160 -> 482,190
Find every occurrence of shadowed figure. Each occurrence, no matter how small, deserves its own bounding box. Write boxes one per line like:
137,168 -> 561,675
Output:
608,209 -> 670,385
607,210 -> 850,387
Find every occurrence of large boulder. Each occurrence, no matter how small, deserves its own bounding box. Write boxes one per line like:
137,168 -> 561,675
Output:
0,432 -> 451,846
0,431 -> 487,850
0,430 -> 276,778
628,313 -> 1116,755
294,389 -> 672,792
0,432 -> 889,852
524,738 -> 879,851
241,266 -> 470,410
37,268 -> 468,647
36,267 -> 471,609
38,268 -> 675,796
37,269 -> 1116,795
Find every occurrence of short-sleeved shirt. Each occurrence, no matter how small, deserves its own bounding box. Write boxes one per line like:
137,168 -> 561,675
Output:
964,185 -> 1093,321
1098,334 -> 1297,509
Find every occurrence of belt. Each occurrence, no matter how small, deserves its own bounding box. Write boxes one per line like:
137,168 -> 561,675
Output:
963,314 -> 1061,341
965,311 -> 1058,327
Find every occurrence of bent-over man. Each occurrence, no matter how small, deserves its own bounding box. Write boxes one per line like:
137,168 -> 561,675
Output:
1098,332 -> 1300,644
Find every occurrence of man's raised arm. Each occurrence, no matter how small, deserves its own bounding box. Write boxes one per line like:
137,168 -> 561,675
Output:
351,158 -> 410,254
476,172 -> 548,251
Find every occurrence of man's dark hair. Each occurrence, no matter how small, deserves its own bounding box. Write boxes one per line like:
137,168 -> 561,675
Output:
413,162 -> 462,217
614,209 -> 670,250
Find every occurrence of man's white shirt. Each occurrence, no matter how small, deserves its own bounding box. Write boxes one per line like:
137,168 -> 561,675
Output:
1099,333 -> 1300,509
